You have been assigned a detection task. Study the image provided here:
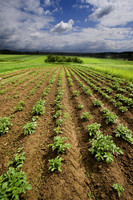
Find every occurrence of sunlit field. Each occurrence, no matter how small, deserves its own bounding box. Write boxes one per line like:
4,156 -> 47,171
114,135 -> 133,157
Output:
81,57 -> 133,81
0,54 -> 133,200
0,54 -> 133,81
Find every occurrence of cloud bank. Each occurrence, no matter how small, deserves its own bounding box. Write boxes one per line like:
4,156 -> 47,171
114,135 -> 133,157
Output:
0,0 -> 133,52
84,0 -> 133,27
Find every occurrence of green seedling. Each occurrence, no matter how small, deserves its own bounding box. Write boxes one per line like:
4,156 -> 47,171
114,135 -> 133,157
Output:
119,106 -> 128,113
48,156 -> 63,172
93,100 -> 102,107
54,126 -> 63,134
81,112 -> 92,121
68,78 -> 73,86
32,99 -> 45,115
87,123 -> 101,136
72,90 -> 79,97
77,104 -> 84,110
83,87 -> 92,96
0,167 -> 32,199
103,112 -> 118,124
7,148 -> 25,169
56,119 -> 63,127
32,116 -> 38,122
49,136 -> 71,153
113,124 -> 133,144
0,117 -> 12,135
55,102 -> 62,110
13,95 -> 19,99
87,193 -> 93,198
89,134 -> 123,163
112,183 -> 124,197
23,122 -> 36,135
101,108 -> 110,114
114,101 -> 123,107
54,110 -> 61,119
14,100 -> 25,112
102,86 -> 113,94
0,90 -> 6,95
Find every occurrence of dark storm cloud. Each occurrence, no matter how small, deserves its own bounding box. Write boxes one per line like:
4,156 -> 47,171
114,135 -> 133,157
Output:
97,5 -> 114,19
89,5 -> 114,20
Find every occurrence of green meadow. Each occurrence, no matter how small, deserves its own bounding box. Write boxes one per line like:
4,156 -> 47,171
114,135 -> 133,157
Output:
0,55 -> 48,73
0,54 -> 133,81
81,57 -> 133,81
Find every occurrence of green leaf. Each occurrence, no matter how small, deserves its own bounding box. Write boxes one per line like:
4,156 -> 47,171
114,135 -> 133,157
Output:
26,184 -> 32,190
2,182 -> 8,190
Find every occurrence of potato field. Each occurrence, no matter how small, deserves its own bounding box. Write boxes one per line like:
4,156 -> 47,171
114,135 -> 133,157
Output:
0,64 -> 133,200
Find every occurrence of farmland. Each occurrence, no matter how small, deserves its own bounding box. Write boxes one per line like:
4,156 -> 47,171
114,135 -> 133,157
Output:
0,55 -> 133,200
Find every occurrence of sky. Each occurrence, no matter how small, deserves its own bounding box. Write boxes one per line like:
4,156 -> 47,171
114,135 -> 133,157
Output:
0,0 -> 133,53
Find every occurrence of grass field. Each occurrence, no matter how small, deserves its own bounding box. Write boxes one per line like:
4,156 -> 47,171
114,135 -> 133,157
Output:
0,54 -> 48,73
81,57 -> 133,81
0,54 -> 133,80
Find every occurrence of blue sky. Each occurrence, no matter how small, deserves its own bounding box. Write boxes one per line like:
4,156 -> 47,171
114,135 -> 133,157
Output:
0,0 -> 133,52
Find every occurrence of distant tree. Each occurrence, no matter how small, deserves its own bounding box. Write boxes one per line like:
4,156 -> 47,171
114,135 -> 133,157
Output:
45,55 -> 83,63
66,57 -> 72,62
45,55 -> 56,63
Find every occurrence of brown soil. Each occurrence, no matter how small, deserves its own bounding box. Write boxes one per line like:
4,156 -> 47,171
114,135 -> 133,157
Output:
0,66 -> 133,200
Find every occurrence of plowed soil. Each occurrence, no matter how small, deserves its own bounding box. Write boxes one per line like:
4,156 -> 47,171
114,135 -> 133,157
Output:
0,66 -> 133,200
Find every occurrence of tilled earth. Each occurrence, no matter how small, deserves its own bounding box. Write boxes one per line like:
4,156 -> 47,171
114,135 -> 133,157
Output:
0,66 -> 133,200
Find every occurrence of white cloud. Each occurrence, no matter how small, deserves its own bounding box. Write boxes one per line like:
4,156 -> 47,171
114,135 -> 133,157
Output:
45,0 -> 51,6
51,19 -> 74,33
83,0 -> 133,27
73,4 -> 90,9
44,0 -> 61,8
22,0 -> 43,15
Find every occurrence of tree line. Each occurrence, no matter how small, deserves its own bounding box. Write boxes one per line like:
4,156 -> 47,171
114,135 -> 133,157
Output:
45,55 -> 83,63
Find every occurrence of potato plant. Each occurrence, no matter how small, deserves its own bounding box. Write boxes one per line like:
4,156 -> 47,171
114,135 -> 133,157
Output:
81,112 -> 92,121
102,86 -> 113,94
49,136 -> 71,153
68,78 -> 73,86
0,167 -> 32,199
23,122 -> 36,135
48,156 -> 63,172
32,99 -> 45,115
87,123 -> 101,137
72,90 -> 79,97
54,110 -> 61,119
119,106 -> 128,113
113,124 -> 133,144
77,104 -> 84,110
101,108 -> 118,124
112,183 -> 124,197
0,117 -> 12,135
89,134 -> 123,163
0,148 -> 32,199
0,89 -> 6,95
83,86 -> 92,96
54,126 -> 63,134
93,100 -> 102,107
7,147 -> 25,169
14,100 -> 25,112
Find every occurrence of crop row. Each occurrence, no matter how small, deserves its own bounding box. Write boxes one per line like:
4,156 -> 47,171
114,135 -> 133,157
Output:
69,66 -> 133,113
65,67 -> 133,145
64,67 -> 132,197
48,70 -> 71,172
0,69 -> 60,199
